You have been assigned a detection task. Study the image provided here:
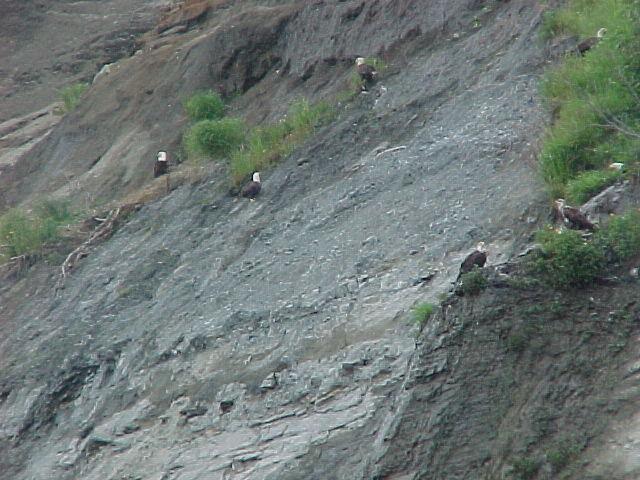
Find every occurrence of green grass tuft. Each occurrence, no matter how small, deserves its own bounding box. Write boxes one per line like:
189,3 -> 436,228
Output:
511,456 -> 539,480
183,117 -> 247,159
60,83 -> 88,112
594,210 -> 640,262
229,99 -> 334,184
459,269 -> 488,295
411,302 -> 435,326
539,0 -> 640,197
528,228 -> 605,287
565,169 -> 621,204
545,441 -> 581,473
0,199 -> 74,261
184,91 -> 225,122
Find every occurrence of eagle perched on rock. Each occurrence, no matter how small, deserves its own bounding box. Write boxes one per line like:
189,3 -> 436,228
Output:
555,199 -> 596,231
457,242 -> 488,280
154,151 -> 168,177
355,57 -> 377,91
241,172 -> 261,200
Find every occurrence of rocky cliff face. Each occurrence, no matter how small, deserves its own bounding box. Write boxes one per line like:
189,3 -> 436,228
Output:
1,1 -> 638,479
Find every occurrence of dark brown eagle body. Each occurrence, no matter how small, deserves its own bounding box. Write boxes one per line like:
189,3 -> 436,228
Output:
555,199 -> 596,231
241,182 -> 261,199
460,250 -> 487,275
577,36 -> 599,55
577,28 -> 606,55
241,172 -> 262,200
154,151 -> 168,177
355,58 -> 377,91
357,63 -> 376,83
457,242 -> 488,281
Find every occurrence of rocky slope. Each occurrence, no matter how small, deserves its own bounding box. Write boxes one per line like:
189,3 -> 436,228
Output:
1,1 -> 638,479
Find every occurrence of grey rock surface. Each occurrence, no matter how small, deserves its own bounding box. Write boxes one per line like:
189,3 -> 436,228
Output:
8,1 -> 638,480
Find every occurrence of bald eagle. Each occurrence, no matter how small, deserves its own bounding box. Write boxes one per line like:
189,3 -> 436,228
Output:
154,151 -> 168,177
577,28 -> 606,55
457,242 -> 488,280
241,172 -> 261,200
555,199 -> 596,231
355,57 -> 377,91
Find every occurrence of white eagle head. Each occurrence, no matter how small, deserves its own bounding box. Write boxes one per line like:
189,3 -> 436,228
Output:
157,151 -> 167,162
355,57 -> 366,66
476,241 -> 487,253
597,27 -> 607,38
555,198 -> 567,209
252,172 -> 261,183
609,162 -> 625,171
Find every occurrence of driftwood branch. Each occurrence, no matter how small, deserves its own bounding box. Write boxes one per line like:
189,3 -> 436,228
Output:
376,145 -> 407,157
57,205 -> 136,290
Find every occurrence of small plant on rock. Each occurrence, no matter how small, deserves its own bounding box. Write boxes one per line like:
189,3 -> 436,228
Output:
0,199 -> 74,261
459,268 -> 488,295
60,82 -> 88,112
183,117 -> 246,159
505,333 -> 528,353
565,169 -> 621,204
545,441 -> 581,473
528,228 -> 604,287
594,210 -> 640,262
229,99 -> 334,184
510,456 -> 539,480
411,302 -> 435,326
184,90 -> 225,122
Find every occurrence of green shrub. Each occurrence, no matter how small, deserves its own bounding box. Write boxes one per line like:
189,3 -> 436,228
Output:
506,333 -> 528,353
546,442 -> 580,472
184,91 -> 225,122
229,99 -> 334,184
459,269 -> 488,295
565,169 -> 621,204
34,198 -> 73,224
412,302 -> 435,326
60,83 -> 88,112
539,9 -> 573,39
539,0 -> 640,195
0,201 -> 74,261
595,210 -> 640,261
529,228 -> 605,287
511,457 -> 539,480
0,209 -> 43,259
183,117 -> 246,159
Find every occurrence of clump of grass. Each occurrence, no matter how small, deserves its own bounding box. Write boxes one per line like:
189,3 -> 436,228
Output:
528,228 -> 604,287
545,442 -> 581,473
184,90 -> 225,122
565,168 -> 621,204
0,199 -> 74,261
60,83 -> 88,112
229,99 -> 334,184
595,210 -> 640,262
459,269 -> 488,295
539,10 -> 572,40
35,198 -> 73,224
505,333 -> 529,353
411,302 -> 435,326
510,457 -> 539,480
183,117 -> 246,159
539,0 -> 640,197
